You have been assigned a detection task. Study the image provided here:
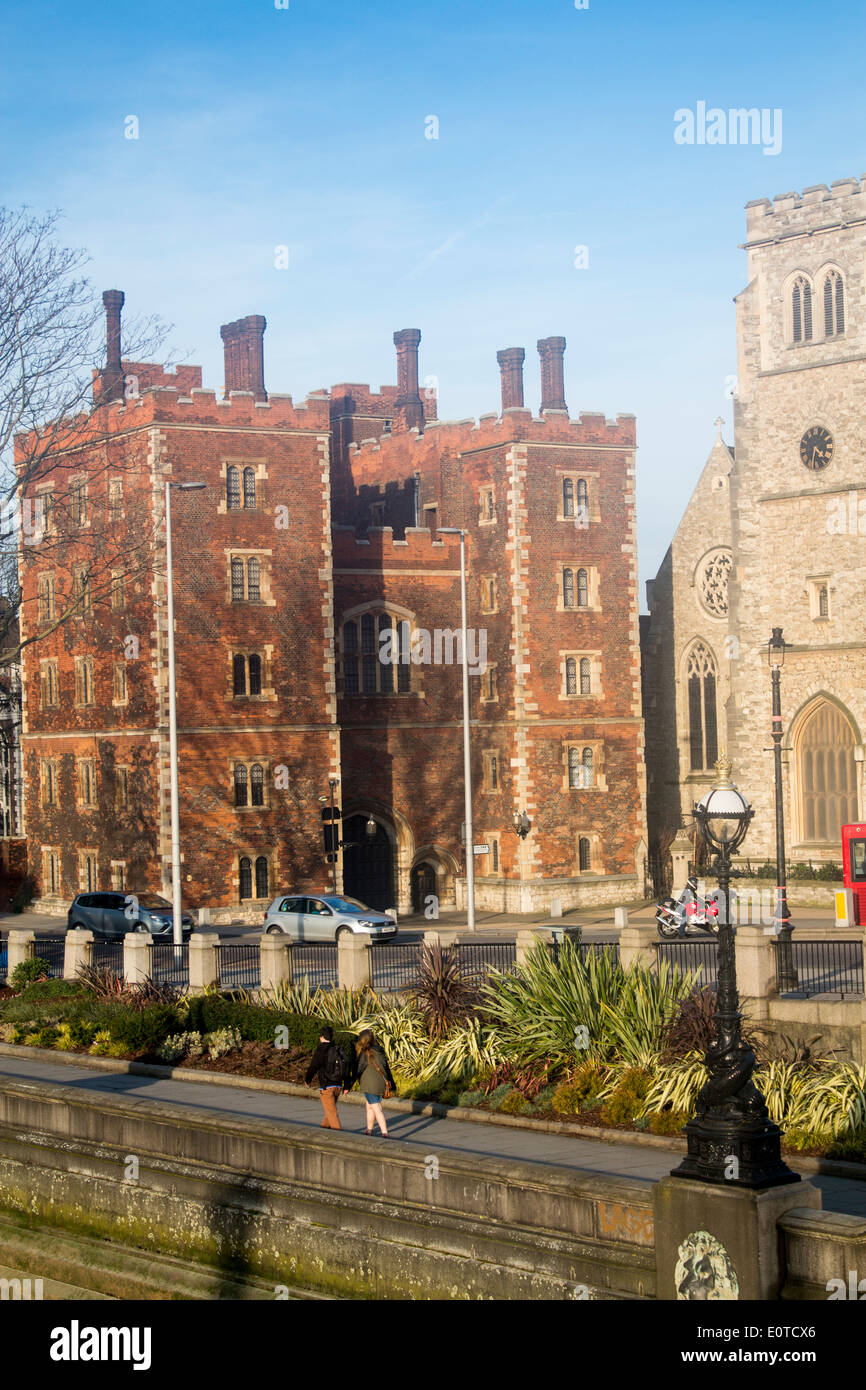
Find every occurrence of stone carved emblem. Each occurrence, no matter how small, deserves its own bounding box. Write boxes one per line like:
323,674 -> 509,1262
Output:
675,1230 -> 739,1301
697,549 -> 733,618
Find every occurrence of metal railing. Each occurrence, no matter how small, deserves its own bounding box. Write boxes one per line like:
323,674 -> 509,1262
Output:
32,936 -> 66,979
776,938 -> 864,1000
370,943 -> 422,993
656,938 -> 719,987
459,940 -> 517,980
92,941 -> 125,977
151,942 -> 190,987
218,942 -> 261,991
291,944 -> 339,990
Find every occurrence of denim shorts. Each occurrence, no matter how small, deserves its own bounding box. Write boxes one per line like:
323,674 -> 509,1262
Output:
364,1092 -> 383,1105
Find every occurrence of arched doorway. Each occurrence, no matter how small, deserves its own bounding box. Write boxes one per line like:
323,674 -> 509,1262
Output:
794,698 -> 859,845
411,862 -> 437,913
341,814 -> 395,910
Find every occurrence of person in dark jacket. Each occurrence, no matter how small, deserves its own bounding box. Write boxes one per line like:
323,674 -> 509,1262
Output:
304,1025 -> 347,1129
352,1029 -> 396,1137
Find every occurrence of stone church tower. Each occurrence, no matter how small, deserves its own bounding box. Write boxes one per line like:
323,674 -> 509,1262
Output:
646,176 -> 866,872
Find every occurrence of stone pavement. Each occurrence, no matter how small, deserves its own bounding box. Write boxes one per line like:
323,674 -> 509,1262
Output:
1,1051 -> 864,1218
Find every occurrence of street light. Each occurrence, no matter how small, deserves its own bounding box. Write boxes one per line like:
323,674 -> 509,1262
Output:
318,775 -> 341,895
165,480 -> 206,945
671,754 -> 799,1189
512,811 -> 531,839
437,527 -> 475,932
768,628 -> 798,990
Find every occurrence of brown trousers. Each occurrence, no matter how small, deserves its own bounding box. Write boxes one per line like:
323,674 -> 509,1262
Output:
319,1086 -> 342,1129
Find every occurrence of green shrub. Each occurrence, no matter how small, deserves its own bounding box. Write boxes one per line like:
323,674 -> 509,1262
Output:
551,1064 -> 606,1115
184,995 -> 327,1050
824,1130 -> 866,1162
499,1089 -> 530,1115
157,1031 -> 203,1064
600,1068 -> 652,1126
755,862 -> 777,879
485,1083 -> 513,1111
782,1128 -> 824,1152
9,958 -> 52,991
647,1110 -> 689,1136
457,1089 -> 486,1107
206,1026 -> 242,1059
816,863 -> 843,882
105,1004 -> 180,1054
55,1019 -> 97,1051
20,979 -> 87,1003
527,1085 -> 557,1114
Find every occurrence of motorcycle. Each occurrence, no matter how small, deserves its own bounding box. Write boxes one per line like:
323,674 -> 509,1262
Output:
656,878 -> 722,938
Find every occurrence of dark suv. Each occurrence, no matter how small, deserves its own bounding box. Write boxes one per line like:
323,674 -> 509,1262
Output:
67,893 -> 194,941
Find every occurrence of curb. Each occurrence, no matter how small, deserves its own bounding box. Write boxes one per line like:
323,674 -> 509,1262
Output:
1,1042 -> 864,1183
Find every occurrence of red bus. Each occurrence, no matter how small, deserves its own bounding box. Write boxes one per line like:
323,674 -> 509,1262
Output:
841,824 -> 866,925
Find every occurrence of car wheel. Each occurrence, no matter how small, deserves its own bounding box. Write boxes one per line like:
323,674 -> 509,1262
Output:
265,924 -> 283,935
71,923 -> 86,932
335,926 -> 352,942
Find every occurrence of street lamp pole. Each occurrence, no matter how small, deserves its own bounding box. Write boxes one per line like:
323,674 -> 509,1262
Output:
328,776 -> 339,896
165,480 -> 205,946
768,628 -> 797,990
438,527 -> 475,932
671,755 -> 799,1189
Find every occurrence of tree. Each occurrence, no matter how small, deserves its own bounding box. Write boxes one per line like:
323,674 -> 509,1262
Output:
0,207 -> 167,666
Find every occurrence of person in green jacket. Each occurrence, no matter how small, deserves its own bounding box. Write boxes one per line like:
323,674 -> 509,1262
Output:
353,1029 -> 396,1137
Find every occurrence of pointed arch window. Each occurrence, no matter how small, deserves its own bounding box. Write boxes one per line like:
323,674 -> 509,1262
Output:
231,558 -> 245,602
580,658 -> 591,694
563,478 -> 575,517
792,275 -> 813,343
243,466 -> 257,509
577,568 -> 589,607
797,700 -> 858,844
565,657 -> 577,695
563,568 -> 575,609
246,557 -> 261,602
233,654 -> 247,696
824,270 -> 845,337
687,642 -> 719,771
576,478 -> 588,515
579,836 -> 591,871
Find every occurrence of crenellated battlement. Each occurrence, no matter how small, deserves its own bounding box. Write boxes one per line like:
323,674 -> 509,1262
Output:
93,381 -> 332,433
345,407 -> 635,461
332,524 -> 460,565
745,176 -> 866,241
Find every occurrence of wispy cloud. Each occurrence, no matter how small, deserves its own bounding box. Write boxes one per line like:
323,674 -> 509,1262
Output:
403,197 -> 510,281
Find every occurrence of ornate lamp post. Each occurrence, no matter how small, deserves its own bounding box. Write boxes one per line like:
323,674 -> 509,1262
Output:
671,755 -> 799,1189
768,628 -> 797,990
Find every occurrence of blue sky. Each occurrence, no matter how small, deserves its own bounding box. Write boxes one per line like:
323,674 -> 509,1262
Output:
3,0 -> 865,599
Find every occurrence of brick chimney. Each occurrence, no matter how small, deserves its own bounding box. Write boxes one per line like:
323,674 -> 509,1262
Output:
393,328 -> 424,431
537,336 -> 567,413
220,314 -> 267,401
100,290 -> 125,403
496,347 -> 525,412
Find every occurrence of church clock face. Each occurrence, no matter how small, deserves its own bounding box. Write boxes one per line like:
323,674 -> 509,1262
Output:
800,425 -> 834,471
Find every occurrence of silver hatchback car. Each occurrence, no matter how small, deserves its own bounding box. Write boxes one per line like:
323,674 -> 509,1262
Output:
262,893 -> 397,942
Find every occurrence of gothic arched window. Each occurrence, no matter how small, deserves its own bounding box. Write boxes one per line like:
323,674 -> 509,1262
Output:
248,653 -> 262,695
580,657 -> 591,694
565,657 -> 577,695
792,275 -> 813,343
563,478 -> 574,517
579,836 -> 591,871
234,763 -> 248,807
246,557 -> 261,602
687,643 -> 719,771
233,654 -> 246,696
797,700 -> 858,844
577,568 -> 589,607
824,270 -> 845,337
